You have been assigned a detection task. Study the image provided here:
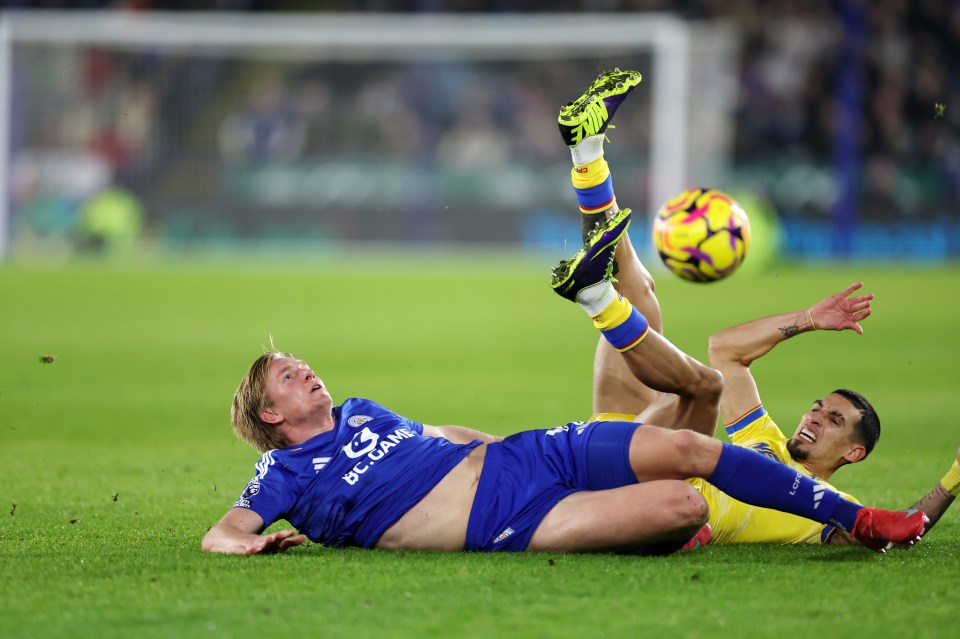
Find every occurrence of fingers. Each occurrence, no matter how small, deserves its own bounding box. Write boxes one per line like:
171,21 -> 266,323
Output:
279,534 -> 307,551
849,308 -> 871,334
272,529 -> 298,540
266,529 -> 300,551
247,529 -> 306,555
840,281 -> 863,297
840,282 -> 875,310
848,295 -> 874,310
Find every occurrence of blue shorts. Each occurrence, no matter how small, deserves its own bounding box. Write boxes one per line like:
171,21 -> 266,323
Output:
464,421 -> 640,552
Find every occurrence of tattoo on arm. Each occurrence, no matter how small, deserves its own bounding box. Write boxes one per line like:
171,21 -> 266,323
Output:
912,483 -> 956,535
778,321 -> 802,338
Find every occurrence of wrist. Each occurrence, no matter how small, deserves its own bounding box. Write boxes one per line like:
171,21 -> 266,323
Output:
804,309 -> 818,331
939,460 -> 960,497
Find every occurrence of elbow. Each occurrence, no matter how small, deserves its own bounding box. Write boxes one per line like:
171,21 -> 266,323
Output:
201,526 -> 219,553
706,333 -> 728,368
707,333 -> 746,369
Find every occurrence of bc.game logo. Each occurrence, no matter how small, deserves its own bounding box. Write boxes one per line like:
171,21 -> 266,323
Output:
343,427 -> 379,458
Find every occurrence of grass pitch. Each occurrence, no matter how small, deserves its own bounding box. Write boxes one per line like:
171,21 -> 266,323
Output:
1,250 -> 959,638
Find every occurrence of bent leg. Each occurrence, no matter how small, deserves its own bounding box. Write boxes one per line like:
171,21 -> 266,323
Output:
589,221 -> 721,435
527,480 -> 707,552
592,225 -> 663,417
612,228 -> 664,333
616,327 -> 722,435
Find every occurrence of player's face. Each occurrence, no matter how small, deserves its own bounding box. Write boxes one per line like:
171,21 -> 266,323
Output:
787,393 -> 863,466
262,356 -> 332,424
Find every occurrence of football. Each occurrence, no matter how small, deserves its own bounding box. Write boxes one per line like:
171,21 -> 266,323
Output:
652,188 -> 751,282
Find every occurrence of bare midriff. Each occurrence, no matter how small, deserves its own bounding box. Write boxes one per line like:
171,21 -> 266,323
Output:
375,444 -> 487,551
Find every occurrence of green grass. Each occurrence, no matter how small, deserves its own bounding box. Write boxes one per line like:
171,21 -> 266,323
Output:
2,253 -> 959,638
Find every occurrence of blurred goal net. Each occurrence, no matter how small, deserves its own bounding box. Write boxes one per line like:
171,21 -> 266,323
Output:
0,11 -> 738,258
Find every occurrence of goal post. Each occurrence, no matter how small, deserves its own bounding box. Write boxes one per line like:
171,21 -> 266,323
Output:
0,10 -> 736,258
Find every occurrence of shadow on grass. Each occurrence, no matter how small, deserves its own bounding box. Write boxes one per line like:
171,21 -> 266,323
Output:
803,546 -> 880,562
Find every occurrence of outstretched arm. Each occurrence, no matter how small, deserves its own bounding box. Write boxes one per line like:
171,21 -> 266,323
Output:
202,507 -> 306,555
911,447 -> 960,537
829,448 -> 960,546
708,282 -> 873,423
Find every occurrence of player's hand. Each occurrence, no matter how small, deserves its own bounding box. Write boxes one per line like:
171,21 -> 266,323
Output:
808,281 -> 874,334
244,529 -> 307,555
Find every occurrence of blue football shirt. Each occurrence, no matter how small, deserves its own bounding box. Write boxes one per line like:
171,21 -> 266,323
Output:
232,397 -> 481,548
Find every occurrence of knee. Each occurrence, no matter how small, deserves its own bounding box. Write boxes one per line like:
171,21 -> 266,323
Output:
669,428 -> 702,457
684,362 -> 723,400
667,482 -> 709,531
668,429 -> 719,477
634,267 -> 656,297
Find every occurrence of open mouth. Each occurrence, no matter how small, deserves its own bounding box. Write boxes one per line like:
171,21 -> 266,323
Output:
311,384 -> 324,393
798,427 -> 817,443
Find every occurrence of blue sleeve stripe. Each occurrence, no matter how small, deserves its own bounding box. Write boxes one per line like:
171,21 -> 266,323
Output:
821,525 -> 836,543
724,405 -> 767,436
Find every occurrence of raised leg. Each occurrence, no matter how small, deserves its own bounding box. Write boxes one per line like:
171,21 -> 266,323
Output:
557,71 -> 719,435
553,210 -> 721,435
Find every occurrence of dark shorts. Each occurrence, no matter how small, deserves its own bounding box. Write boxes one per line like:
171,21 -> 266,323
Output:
464,420 -> 640,552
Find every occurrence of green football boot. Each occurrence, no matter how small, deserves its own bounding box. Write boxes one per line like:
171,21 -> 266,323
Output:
558,69 -> 642,147
551,207 -> 632,302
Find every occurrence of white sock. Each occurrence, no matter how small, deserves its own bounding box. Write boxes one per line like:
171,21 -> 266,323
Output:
576,280 -> 617,316
570,134 -> 605,166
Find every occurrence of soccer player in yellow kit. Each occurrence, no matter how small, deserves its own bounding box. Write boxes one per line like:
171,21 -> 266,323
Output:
558,69 -> 959,548
702,284 -> 959,545
702,289 -> 881,544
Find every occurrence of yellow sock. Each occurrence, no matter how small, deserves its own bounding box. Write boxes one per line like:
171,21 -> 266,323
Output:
593,295 -> 650,352
571,156 -> 610,189
592,294 -> 631,330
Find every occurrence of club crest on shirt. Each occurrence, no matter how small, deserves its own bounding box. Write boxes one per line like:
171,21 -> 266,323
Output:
750,442 -> 780,460
348,415 -> 373,428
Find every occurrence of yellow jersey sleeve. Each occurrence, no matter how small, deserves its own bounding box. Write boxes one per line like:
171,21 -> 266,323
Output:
724,404 -> 789,458
690,405 -> 860,545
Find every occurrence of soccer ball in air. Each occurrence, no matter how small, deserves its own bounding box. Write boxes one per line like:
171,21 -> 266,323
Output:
652,188 -> 751,283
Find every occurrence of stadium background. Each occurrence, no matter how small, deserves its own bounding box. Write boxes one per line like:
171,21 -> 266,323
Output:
3,1 -> 958,261
2,3 -> 959,639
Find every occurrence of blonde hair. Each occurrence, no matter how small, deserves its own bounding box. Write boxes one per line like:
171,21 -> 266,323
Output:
231,349 -> 292,453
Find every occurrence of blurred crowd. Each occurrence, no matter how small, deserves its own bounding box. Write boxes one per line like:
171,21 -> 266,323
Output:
8,0 -> 960,252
